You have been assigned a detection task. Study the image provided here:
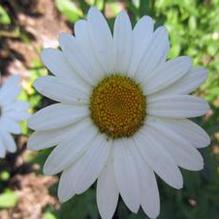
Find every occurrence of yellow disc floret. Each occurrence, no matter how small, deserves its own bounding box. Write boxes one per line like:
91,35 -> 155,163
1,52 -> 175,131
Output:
90,74 -> 146,139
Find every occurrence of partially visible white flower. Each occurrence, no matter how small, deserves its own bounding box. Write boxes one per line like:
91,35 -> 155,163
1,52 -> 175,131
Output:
0,75 -> 29,157
27,7 -> 210,219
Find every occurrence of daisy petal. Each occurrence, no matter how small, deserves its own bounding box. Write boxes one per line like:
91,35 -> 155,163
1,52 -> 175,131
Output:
59,33 -> 96,85
58,133 -> 110,200
73,136 -> 110,194
143,56 -> 192,95
58,171 -> 75,203
148,117 -> 210,148
130,144 -> 160,219
135,26 -> 169,82
0,75 -> 21,105
28,103 -> 88,131
146,117 -> 204,170
74,19 -> 103,79
87,7 -> 113,74
148,95 -> 210,118
128,16 -> 154,76
34,76 -> 89,104
41,48 -> 87,88
0,117 -> 21,134
135,126 -> 183,189
113,139 -> 140,213
4,111 -> 29,121
4,100 -> 29,121
5,100 -> 29,112
97,157 -> 119,219
113,11 -> 133,74
0,138 -> 6,158
152,67 -> 208,97
0,130 -> 16,153
27,124 -> 81,150
43,119 -> 97,175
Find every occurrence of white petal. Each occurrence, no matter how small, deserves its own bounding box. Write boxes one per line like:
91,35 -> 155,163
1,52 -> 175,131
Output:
143,56 -> 192,95
58,171 -> 75,203
0,138 -> 6,158
87,7 -> 113,74
34,76 -> 89,104
97,156 -> 119,219
5,111 -> 29,121
135,26 -> 169,82
113,11 -> 133,74
0,75 -> 21,105
151,67 -> 208,97
0,117 -> 21,134
73,136 -> 111,194
28,103 -> 88,131
149,117 -> 209,148
146,117 -> 204,170
5,100 -> 29,112
59,33 -> 96,85
113,139 -> 140,213
148,95 -> 210,118
128,16 -> 154,76
74,19 -> 104,79
43,119 -> 97,175
4,100 -> 29,121
0,130 -> 16,153
129,144 -> 160,219
135,126 -> 183,189
41,48 -> 88,88
27,123 -> 83,151
58,134 -> 110,201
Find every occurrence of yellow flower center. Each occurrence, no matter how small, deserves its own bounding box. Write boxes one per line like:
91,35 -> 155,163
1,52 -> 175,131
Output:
90,74 -> 146,139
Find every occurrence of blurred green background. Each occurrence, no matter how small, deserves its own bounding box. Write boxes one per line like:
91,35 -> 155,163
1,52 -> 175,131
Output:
0,0 -> 219,218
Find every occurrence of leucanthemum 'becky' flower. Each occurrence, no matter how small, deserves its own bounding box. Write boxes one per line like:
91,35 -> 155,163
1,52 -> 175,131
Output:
27,7 -> 210,219
0,75 -> 29,157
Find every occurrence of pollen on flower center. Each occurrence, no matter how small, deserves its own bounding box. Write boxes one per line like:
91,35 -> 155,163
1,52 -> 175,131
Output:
90,74 -> 146,138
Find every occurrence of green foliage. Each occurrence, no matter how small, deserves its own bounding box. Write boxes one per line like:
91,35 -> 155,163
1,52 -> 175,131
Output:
0,5 -> 11,25
43,211 -> 57,219
0,190 -> 18,208
54,0 -> 106,22
56,189 -> 98,219
0,171 -> 10,181
55,0 -> 83,22
154,0 -> 219,102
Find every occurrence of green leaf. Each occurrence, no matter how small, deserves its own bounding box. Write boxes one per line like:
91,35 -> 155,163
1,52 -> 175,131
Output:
95,0 -> 104,10
43,212 -> 57,219
107,2 -> 122,15
55,0 -> 83,22
0,5 -> 11,25
0,191 -> 18,208
188,16 -> 197,30
139,0 -> 153,16
0,171 -> 10,181
86,0 -> 104,10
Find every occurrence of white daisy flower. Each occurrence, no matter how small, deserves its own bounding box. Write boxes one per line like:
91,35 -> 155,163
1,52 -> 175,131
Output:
27,7 -> 210,219
0,75 -> 29,157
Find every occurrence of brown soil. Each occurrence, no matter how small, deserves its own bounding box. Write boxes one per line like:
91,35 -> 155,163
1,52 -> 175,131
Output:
0,0 -> 70,79
0,136 -> 59,219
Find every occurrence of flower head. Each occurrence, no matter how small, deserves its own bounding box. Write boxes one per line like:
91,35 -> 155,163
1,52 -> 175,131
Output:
28,7 -> 210,219
0,75 -> 29,157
